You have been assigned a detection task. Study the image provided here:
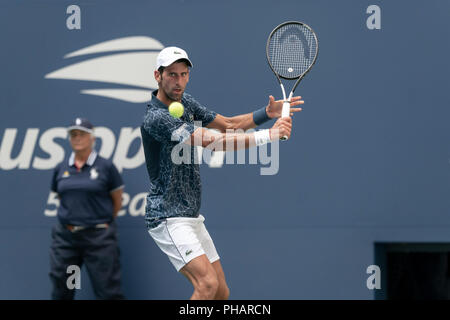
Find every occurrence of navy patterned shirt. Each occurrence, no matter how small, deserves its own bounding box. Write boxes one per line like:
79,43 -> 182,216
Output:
141,90 -> 217,229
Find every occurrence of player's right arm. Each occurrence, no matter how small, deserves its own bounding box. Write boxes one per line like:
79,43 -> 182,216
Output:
187,117 -> 292,150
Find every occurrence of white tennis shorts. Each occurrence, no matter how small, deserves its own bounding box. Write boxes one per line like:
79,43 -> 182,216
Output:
148,214 -> 220,272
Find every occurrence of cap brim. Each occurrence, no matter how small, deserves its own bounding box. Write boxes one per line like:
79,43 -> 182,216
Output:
67,126 -> 93,134
160,58 -> 193,68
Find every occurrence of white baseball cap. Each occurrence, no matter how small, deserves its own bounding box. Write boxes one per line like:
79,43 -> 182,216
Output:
156,46 -> 193,70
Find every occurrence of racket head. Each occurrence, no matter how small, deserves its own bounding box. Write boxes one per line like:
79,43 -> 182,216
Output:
266,21 -> 319,81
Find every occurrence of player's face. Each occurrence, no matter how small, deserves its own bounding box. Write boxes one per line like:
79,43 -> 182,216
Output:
157,62 -> 190,102
69,130 -> 94,153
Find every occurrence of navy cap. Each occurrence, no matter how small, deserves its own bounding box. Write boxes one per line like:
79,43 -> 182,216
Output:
67,117 -> 94,134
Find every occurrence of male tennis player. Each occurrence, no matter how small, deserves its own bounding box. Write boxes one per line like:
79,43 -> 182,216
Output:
141,47 -> 304,300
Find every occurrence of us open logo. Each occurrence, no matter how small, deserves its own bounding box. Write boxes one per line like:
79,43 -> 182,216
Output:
45,36 -> 162,103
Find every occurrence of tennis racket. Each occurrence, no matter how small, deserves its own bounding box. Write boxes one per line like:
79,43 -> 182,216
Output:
266,21 -> 319,140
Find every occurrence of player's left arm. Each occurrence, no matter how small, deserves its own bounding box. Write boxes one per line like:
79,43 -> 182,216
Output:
206,95 -> 304,133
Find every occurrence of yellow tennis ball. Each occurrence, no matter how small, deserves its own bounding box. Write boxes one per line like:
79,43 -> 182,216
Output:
169,101 -> 184,118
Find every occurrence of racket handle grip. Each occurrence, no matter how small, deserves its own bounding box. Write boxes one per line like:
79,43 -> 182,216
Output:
280,101 -> 290,140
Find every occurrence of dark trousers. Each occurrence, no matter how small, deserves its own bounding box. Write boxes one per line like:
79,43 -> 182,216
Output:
388,252 -> 449,299
49,221 -> 124,300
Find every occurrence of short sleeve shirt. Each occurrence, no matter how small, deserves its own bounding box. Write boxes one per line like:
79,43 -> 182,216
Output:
141,91 -> 217,229
51,151 -> 124,226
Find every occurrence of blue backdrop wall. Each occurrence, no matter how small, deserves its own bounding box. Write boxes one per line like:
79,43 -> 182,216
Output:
1,0 -> 449,299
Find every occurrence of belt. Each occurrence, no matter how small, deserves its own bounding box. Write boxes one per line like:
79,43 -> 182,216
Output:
66,223 -> 109,233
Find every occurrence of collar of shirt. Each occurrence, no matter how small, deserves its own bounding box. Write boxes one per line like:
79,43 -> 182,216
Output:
149,90 -> 188,110
68,150 -> 98,167
149,90 -> 168,110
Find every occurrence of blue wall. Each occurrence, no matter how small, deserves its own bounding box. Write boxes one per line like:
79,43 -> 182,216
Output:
1,0 -> 449,299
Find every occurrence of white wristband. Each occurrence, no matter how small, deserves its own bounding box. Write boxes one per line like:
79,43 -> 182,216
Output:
254,129 -> 271,146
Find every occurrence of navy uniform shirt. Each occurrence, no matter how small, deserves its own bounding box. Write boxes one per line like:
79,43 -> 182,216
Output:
51,151 -> 124,226
141,91 -> 217,229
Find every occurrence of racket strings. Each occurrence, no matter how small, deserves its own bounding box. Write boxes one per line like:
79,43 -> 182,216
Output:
268,24 -> 317,79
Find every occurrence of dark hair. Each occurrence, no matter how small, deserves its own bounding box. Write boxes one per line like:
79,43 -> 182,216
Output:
158,66 -> 165,74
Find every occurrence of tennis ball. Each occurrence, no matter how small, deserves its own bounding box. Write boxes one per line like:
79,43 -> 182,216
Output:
169,101 -> 184,118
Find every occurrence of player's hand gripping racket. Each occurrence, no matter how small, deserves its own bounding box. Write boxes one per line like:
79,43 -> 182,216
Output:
266,21 -> 319,140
